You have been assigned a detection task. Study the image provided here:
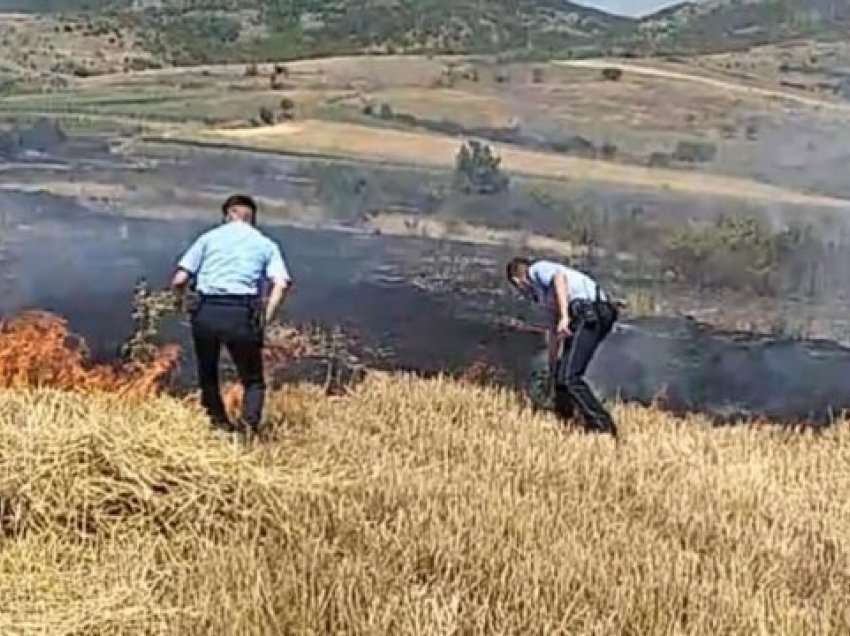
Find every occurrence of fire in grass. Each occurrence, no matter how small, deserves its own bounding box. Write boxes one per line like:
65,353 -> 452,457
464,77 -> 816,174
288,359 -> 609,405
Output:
0,311 -> 180,398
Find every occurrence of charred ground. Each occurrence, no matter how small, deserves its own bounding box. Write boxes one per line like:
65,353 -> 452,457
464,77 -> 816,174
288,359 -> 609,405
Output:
4,10 -> 850,421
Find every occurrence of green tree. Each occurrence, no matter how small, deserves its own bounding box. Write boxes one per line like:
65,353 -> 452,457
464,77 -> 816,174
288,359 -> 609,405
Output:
454,140 -> 509,195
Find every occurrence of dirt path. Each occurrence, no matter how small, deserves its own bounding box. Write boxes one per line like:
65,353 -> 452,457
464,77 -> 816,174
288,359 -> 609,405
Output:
554,59 -> 850,114
169,119 -> 850,210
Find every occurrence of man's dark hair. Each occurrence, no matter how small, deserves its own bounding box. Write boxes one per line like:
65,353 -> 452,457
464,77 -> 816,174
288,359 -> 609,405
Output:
506,257 -> 532,281
222,194 -> 258,224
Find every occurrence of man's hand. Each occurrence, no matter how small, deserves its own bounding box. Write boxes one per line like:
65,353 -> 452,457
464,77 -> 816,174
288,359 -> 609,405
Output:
264,280 -> 291,325
171,269 -> 190,291
170,269 -> 191,312
552,272 -> 571,337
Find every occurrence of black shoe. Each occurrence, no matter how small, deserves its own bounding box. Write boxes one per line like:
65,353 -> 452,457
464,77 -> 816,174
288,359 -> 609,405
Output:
584,419 -> 618,438
210,418 -> 238,433
233,418 -> 268,442
554,388 -> 576,422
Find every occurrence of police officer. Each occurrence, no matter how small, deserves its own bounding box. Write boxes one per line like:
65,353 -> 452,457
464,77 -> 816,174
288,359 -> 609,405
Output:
506,257 -> 618,436
171,194 -> 292,433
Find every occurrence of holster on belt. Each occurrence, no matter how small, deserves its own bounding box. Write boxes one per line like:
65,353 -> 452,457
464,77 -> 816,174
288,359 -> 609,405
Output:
250,297 -> 267,336
184,289 -> 201,315
569,286 -> 617,327
569,299 -> 598,326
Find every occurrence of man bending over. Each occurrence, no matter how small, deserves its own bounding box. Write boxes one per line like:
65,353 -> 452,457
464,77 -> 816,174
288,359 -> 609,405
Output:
507,257 -> 618,436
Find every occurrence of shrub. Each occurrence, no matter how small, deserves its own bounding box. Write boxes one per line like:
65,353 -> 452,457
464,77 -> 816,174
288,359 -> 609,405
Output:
600,142 -> 618,160
494,69 -> 511,84
662,215 -> 772,291
279,98 -> 296,120
454,140 -> 509,195
672,140 -> 718,163
259,106 -> 276,126
648,151 -> 672,167
746,123 -> 759,140
658,215 -> 825,295
270,73 -> 290,90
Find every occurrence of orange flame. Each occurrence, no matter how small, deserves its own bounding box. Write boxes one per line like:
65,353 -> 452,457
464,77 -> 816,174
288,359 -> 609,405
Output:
0,311 -> 180,398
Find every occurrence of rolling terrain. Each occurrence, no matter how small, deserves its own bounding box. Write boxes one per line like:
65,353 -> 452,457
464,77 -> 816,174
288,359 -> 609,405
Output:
5,2 -> 850,634
186,118 -> 850,209
5,42 -> 850,344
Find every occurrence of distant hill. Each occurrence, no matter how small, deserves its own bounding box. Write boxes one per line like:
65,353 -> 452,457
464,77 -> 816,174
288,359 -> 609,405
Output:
1,0 -> 636,65
138,0 -> 637,65
2,0 -> 848,67
643,0 -> 850,52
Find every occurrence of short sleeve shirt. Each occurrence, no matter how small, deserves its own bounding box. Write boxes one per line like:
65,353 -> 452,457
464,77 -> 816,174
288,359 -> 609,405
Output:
528,261 -> 604,310
177,222 -> 291,295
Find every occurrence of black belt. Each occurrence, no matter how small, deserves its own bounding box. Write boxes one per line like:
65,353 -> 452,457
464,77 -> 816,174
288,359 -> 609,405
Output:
199,294 -> 258,307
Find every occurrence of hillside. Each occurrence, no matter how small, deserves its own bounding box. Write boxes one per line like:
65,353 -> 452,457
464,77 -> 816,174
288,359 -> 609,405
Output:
0,0 -> 634,71
4,0 -> 850,76
644,0 -> 850,52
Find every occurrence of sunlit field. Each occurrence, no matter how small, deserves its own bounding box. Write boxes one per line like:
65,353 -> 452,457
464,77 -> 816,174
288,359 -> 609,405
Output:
2,368 -> 849,634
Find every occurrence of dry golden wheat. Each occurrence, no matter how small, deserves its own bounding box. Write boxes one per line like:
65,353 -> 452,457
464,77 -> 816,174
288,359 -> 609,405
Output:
1,374 -> 849,635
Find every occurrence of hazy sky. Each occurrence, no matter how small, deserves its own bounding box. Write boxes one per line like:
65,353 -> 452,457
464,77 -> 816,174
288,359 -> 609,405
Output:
575,0 -> 690,17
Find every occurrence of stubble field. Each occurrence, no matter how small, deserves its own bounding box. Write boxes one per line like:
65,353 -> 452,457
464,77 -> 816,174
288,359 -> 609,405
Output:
2,374 -> 849,635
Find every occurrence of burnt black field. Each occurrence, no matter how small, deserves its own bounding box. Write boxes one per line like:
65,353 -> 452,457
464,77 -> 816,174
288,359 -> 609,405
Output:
4,188 -> 850,425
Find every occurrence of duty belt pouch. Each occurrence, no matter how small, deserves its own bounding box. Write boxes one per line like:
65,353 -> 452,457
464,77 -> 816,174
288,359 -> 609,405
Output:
249,298 -> 265,336
184,290 -> 201,316
570,299 -> 598,327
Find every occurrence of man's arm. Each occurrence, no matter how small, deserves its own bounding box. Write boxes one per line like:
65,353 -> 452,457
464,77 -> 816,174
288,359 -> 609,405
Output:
548,325 -> 562,373
171,236 -> 205,293
264,279 -> 291,324
552,272 -> 570,336
264,243 -> 293,324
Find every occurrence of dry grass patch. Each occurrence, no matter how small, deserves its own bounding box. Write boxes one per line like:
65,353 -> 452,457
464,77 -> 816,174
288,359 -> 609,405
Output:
2,374 -> 850,634
193,119 -> 850,210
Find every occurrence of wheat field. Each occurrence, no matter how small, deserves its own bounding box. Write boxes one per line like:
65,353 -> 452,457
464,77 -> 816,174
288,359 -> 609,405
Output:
192,120 -> 850,211
2,373 -> 849,635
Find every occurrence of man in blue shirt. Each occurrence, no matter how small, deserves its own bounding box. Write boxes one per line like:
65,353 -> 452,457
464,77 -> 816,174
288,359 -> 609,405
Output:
506,257 -> 618,437
171,194 -> 293,434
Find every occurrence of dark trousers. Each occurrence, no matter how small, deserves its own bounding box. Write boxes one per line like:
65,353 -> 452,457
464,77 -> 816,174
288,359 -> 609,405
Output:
190,298 -> 265,430
554,300 -> 618,436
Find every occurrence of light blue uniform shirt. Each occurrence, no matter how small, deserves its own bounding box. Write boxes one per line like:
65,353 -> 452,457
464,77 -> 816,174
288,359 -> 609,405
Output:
177,221 -> 291,295
528,260 -> 605,311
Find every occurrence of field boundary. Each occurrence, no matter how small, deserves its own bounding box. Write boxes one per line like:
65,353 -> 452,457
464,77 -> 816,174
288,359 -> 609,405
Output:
155,121 -> 850,211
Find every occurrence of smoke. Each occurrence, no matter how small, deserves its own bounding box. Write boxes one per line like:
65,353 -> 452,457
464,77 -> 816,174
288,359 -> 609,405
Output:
525,315 -> 850,424
6,75 -> 850,427
595,317 -> 850,423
